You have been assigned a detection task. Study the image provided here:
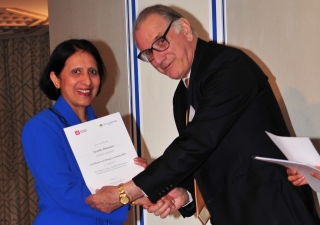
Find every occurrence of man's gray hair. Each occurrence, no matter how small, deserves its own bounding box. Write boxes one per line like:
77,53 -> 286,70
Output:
133,4 -> 197,43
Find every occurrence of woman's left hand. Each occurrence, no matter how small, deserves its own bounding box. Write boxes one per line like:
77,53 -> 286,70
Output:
134,157 -> 148,169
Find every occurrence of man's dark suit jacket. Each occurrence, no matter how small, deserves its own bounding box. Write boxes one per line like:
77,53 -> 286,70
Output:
133,39 -> 320,224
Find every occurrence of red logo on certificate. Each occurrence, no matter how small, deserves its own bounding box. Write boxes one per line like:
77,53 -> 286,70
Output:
75,130 -> 80,135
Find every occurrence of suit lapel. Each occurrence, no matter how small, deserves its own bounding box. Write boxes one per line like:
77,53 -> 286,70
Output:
186,39 -> 207,114
173,39 -> 213,130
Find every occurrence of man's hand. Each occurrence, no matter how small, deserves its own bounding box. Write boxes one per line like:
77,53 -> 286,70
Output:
141,187 -> 189,219
167,187 -> 190,210
287,168 -> 307,186
311,166 -> 320,180
287,166 -> 320,186
134,195 -> 176,218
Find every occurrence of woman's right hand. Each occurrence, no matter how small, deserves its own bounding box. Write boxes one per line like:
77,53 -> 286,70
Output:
134,157 -> 148,169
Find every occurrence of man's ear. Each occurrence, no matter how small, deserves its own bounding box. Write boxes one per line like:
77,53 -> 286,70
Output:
179,18 -> 194,41
50,71 -> 60,89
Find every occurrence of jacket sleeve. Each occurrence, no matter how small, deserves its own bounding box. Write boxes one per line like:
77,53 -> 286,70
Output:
133,49 -> 259,203
22,115 -> 128,220
178,176 -> 196,217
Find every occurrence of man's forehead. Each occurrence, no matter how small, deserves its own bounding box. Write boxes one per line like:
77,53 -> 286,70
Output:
135,14 -> 168,45
139,14 -> 167,33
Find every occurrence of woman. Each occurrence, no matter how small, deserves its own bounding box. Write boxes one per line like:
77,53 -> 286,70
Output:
22,39 -> 146,224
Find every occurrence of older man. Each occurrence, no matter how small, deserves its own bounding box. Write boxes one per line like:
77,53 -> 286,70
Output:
86,4 -> 320,224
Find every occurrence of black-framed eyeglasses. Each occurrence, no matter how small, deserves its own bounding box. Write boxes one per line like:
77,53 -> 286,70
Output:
137,20 -> 174,62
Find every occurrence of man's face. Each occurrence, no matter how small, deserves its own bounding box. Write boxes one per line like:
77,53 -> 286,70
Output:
135,14 -> 195,80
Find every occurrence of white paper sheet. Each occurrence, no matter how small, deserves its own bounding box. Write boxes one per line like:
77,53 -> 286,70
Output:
254,132 -> 320,192
64,112 -> 144,193
266,131 -> 320,165
254,156 -> 320,192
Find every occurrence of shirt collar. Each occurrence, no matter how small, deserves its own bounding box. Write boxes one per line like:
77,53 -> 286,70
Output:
182,71 -> 191,88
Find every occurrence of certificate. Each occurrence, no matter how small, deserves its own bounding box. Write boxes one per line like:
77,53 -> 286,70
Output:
64,112 -> 144,193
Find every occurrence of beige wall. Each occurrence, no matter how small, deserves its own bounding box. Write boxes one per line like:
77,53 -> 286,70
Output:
226,0 -> 320,204
226,0 -> 320,139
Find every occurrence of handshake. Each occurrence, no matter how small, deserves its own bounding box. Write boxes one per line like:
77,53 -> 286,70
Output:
85,157 -> 190,218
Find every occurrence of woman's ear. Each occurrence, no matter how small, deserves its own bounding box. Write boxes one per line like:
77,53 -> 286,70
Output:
179,18 -> 194,41
50,71 -> 60,89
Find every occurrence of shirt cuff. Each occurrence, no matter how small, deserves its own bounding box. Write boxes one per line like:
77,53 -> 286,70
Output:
182,190 -> 193,207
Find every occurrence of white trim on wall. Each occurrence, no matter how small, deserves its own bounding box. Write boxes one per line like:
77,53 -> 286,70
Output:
126,0 -> 146,224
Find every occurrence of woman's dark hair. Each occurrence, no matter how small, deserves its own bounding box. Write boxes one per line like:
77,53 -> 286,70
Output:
39,39 -> 106,100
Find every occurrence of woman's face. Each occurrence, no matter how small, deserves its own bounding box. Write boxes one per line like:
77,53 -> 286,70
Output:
50,50 -> 100,112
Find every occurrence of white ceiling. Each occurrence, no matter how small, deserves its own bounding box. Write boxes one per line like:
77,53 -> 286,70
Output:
0,0 -> 48,16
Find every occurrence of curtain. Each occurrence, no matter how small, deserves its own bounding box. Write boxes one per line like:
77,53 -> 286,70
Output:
0,33 -> 51,225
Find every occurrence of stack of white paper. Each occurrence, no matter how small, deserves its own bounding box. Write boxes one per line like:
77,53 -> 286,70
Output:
254,132 -> 320,192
